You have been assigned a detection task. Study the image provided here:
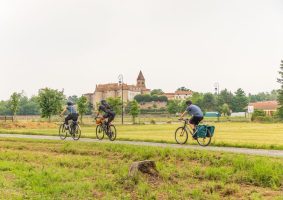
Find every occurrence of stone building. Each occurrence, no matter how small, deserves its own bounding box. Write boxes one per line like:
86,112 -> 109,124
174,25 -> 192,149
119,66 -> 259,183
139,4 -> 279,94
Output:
84,71 -> 150,108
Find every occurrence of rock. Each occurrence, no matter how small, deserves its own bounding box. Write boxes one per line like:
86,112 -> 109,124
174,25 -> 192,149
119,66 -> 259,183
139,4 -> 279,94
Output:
129,160 -> 159,177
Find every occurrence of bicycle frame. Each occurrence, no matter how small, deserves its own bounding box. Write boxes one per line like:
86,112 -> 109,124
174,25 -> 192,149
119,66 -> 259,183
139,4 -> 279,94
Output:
180,119 -> 194,136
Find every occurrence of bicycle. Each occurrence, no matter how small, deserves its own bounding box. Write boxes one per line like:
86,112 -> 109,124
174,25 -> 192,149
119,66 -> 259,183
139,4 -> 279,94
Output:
59,119 -> 81,140
95,117 -> 117,141
175,119 -> 213,146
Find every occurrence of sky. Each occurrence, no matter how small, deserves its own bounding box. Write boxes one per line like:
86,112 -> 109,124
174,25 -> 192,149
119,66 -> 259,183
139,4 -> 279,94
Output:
0,0 -> 282,100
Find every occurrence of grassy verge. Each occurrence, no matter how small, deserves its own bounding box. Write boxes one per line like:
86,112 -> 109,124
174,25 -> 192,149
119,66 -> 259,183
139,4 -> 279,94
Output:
0,138 -> 282,199
1,122 -> 283,150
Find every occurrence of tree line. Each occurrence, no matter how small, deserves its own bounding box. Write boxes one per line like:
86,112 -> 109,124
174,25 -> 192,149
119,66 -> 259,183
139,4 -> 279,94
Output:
0,88 -> 93,122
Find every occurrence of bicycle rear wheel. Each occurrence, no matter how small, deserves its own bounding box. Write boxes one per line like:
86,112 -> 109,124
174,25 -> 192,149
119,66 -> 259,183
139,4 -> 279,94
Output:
59,124 -> 67,140
108,125 -> 117,141
96,125 -> 104,140
196,129 -> 212,147
72,125 -> 81,141
175,127 -> 188,144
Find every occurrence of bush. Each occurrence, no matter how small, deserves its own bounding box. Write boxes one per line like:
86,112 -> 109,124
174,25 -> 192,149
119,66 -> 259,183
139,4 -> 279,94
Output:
251,110 -> 266,121
252,116 -> 274,123
150,119 -> 156,124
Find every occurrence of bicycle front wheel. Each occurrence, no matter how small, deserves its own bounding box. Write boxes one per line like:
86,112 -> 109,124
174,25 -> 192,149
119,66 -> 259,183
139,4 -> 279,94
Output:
108,125 -> 117,141
96,125 -> 104,140
196,130 -> 212,147
175,127 -> 188,144
72,125 -> 81,141
59,124 -> 67,140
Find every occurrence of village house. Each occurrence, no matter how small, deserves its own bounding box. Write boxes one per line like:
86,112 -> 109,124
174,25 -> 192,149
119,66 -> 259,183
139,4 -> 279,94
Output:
164,90 -> 193,101
248,101 -> 279,116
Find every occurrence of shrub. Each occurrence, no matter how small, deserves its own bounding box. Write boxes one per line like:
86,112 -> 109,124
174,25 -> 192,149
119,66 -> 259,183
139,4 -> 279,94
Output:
150,119 -> 156,124
251,110 -> 266,121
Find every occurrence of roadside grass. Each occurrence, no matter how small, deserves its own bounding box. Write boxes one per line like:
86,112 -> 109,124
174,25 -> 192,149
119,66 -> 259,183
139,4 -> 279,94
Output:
1,122 -> 283,150
0,138 -> 282,199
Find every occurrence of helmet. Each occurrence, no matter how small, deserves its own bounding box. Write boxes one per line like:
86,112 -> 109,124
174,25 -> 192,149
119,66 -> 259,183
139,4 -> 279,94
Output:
67,101 -> 73,106
100,100 -> 107,105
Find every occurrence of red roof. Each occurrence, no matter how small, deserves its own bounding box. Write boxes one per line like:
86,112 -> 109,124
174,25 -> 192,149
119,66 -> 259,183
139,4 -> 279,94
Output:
249,101 -> 279,110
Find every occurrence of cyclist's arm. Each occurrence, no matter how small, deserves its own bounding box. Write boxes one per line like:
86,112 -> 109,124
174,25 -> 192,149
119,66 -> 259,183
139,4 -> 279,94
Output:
60,107 -> 67,116
180,111 -> 187,119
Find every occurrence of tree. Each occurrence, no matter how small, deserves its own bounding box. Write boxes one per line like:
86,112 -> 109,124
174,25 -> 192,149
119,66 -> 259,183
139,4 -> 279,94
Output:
107,97 -> 122,115
167,100 -> 183,114
38,88 -> 65,122
8,92 -> 22,119
190,92 -> 204,107
221,103 -> 231,116
218,89 -> 234,107
0,100 -> 11,115
68,95 -> 79,104
18,96 -> 40,115
277,60 -> 283,118
202,93 -> 217,111
129,100 -> 140,123
177,87 -> 191,91
158,96 -> 168,102
151,89 -> 164,96
86,102 -> 94,115
77,96 -> 88,123
231,88 -> 249,112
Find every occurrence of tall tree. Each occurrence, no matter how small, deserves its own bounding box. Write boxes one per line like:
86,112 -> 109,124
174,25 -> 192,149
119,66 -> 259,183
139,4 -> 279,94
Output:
231,88 -> 249,112
129,100 -> 140,124
218,89 -> 234,107
8,92 -> 22,119
38,88 -> 65,122
202,93 -> 217,111
77,96 -> 88,123
107,97 -> 122,115
277,60 -> 283,118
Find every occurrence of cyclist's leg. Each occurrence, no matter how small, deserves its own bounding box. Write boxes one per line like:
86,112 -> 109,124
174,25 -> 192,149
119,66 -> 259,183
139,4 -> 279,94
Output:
191,116 -> 204,138
65,114 -> 72,126
107,112 -> 115,125
72,113 -> 79,122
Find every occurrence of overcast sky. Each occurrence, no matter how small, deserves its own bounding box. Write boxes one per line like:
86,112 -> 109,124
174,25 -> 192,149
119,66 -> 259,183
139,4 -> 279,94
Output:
0,0 -> 282,100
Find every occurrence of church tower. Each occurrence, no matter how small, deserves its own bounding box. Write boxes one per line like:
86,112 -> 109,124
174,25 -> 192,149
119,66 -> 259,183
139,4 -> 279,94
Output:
137,70 -> 146,89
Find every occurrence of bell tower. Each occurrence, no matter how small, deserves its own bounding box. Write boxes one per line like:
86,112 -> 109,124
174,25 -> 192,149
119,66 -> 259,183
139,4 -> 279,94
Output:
137,70 -> 146,89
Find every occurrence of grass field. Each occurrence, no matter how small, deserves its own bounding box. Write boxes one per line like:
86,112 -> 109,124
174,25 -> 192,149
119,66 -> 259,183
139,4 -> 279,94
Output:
0,138 -> 282,199
1,122 -> 283,150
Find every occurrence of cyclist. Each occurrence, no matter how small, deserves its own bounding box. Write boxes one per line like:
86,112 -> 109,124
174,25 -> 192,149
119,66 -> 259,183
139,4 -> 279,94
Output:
96,100 -> 116,130
60,101 -> 79,129
180,100 -> 204,138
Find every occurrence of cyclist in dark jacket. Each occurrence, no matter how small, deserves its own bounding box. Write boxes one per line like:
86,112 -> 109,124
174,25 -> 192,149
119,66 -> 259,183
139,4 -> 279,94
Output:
96,100 -> 116,127
60,101 -> 79,128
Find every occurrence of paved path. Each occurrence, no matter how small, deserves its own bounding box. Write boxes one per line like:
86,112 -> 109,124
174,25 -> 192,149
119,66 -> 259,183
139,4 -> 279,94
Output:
0,133 -> 283,158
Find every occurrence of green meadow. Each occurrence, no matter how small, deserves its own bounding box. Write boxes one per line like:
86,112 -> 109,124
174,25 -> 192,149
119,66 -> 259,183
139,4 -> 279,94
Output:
0,138 -> 282,199
1,122 -> 283,150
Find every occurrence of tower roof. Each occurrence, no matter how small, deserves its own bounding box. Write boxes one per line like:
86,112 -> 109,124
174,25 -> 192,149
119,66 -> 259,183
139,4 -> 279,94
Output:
137,71 -> 145,80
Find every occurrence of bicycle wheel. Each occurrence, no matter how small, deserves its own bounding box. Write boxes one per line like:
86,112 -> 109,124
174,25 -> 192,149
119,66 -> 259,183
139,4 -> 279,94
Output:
196,129 -> 212,147
108,125 -> 117,141
175,127 -> 188,144
72,125 -> 81,141
96,125 -> 104,140
59,124 -> 67,140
